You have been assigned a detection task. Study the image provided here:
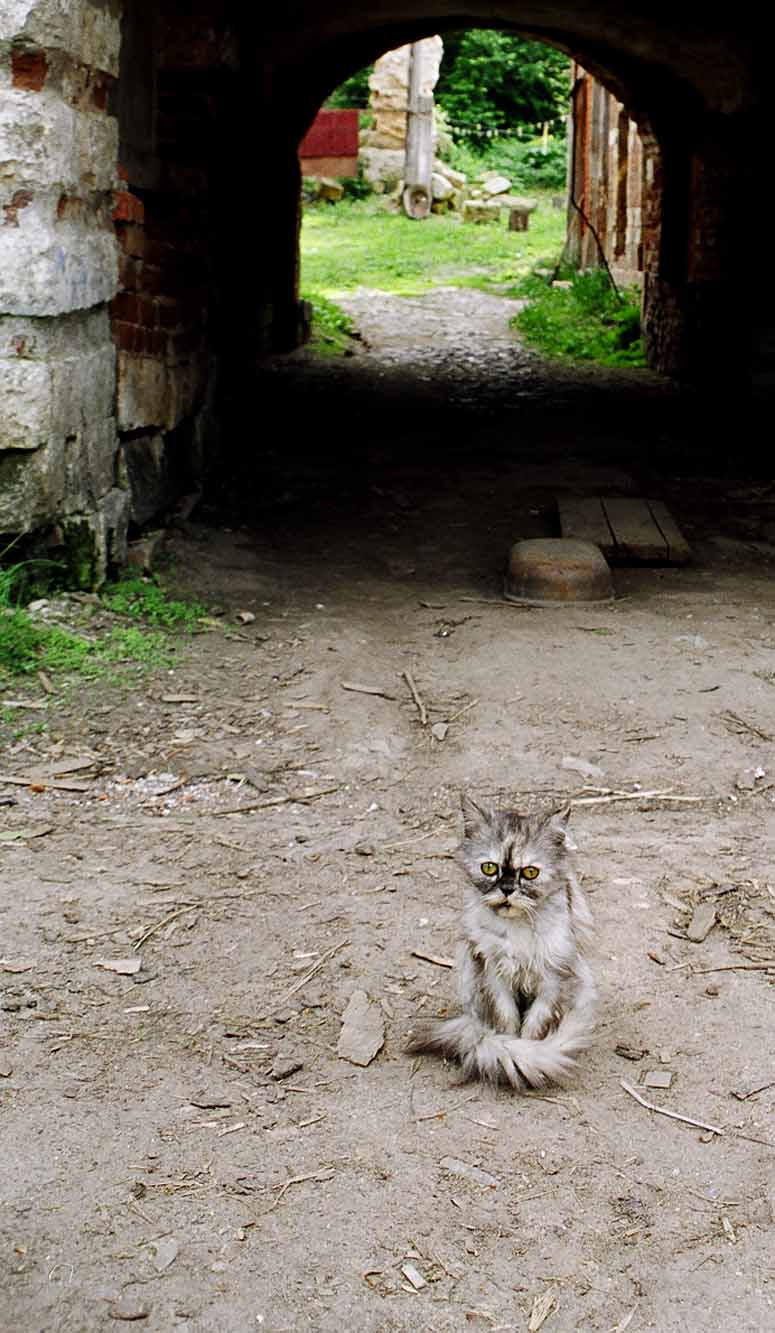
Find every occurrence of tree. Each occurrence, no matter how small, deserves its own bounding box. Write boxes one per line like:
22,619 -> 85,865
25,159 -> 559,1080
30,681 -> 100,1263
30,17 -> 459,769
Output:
435,31 -> 569,144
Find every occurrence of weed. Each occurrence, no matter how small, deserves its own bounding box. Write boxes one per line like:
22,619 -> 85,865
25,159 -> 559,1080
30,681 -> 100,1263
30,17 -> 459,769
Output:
301,288 -> 358,356
512,266 -> 646,368
101,575 -> 205,631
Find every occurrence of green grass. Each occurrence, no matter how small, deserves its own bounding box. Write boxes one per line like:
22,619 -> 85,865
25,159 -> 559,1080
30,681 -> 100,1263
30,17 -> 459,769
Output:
0,566 -> 202,686
300,194 -> 566,300
101,574 -> 206,631
302,288 -> 358,356
511,267 -> 646,368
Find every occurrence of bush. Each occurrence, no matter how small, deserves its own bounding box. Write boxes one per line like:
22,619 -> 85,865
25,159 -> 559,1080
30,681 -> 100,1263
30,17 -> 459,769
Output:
446,134 -> 567,191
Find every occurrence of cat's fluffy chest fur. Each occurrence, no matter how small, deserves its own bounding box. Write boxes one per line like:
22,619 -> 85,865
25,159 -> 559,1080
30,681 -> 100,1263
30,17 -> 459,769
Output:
406,796 -> 598,1089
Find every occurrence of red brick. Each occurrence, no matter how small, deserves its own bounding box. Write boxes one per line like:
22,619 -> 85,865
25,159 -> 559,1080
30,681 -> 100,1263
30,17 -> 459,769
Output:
157,300 -> 181,329
118,255 -> 139,292
3,190 -> 33,226
110,292 -> 141,323
113,320 -> 140,353
138,298 -> 157,328
116,222 -> 145,258
11,47 -> 48,92
117,164 -> 129,182
113,190 -> 145,224
56,194 -> 85,222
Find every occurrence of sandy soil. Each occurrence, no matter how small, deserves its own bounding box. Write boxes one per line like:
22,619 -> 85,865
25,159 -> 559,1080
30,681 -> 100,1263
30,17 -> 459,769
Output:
2,289 -> 774,1332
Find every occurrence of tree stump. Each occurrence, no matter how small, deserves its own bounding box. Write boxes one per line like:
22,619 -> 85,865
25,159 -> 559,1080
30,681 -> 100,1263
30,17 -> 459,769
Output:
508,203 -> 536,231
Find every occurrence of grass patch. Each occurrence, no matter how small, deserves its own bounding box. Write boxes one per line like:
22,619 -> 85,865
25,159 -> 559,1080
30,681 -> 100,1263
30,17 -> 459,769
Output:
512,267 -> 646,368
101,574 -> 206,631
300,195 -> 565,300
301,288 -> 358,356
0,569 -> 202,686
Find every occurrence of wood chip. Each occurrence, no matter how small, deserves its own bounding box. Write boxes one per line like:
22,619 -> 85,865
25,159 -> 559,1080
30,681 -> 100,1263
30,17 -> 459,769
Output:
643,1069 -> 674,1089
686,902 -> 717,943
615,1044 -> 647,1062
528,1291 -> 557,1332
161,694 -> 199,704
0,958 -> 35,973
411,949 -> 454,969
401,1262 -> 427,1290
108,1299 -> 151,1321
337,990 -> 385,1066
94,958 -> 142,976
440,1157 -> 499,1189
730,1078 -> 775,1102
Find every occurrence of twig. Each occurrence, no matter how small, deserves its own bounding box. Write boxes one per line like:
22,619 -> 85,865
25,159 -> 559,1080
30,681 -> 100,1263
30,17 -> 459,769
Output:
694,962 -> 775,975
260,939 -> 349,1018
411,949 -> 454,968
416,1093 -> 478,1122
267,1168 -> 335,1211
720,710 -> 773,742
620,1080 -> 723,1135
447,699 -> 479,725
571,788 -> 703,807
0,772 -> 91,792
212,786 -> 339,817
133,903 -> 200,950
402,671 -> 427,726
340,681 -> 396,700
458,597 -> 532,608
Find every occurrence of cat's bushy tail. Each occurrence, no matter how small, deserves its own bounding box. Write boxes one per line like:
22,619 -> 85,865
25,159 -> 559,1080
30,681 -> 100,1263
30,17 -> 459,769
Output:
406,1011 -> 594,1091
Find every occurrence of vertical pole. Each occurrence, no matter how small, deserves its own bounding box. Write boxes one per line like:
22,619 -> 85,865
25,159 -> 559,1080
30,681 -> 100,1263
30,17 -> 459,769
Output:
402,42 -> 434,219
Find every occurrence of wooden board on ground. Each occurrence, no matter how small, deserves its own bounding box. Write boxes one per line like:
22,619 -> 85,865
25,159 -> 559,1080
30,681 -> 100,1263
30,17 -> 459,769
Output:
557,495 -> 691,564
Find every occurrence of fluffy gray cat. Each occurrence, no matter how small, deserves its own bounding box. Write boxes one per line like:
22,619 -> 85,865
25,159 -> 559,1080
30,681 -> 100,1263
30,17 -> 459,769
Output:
406,795 -> 597,1089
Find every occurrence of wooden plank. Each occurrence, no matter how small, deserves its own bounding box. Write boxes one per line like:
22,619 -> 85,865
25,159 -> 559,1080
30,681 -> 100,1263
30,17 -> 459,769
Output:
647,500 -> 692,564
601,497 -> 668,561
557,496 -> 616,556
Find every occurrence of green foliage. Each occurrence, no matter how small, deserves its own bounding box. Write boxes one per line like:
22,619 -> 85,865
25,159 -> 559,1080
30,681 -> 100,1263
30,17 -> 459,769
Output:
324,65 -> 372,109
447,134 -> 567,190
436,31 -> 570,142
512,267 -> 646,367
300,288 -> 357,356
101,574 -> 205,631
301,196 -> 566,298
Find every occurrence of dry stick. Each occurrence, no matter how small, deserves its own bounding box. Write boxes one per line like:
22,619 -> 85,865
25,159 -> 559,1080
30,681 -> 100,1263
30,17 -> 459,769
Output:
447,698 -> 479,725
571,789 -> 703,808
212,786 -> 339,818
620,1079 -> 724,1136
402,670 -> 427,726
694,962 -> 775,974
721,710 -> 773,743
133,902 -> 200,950
411,949 -> 454,968
0,772 -> 91,792
416,1092 -> 477,1123
340,681 -> 396,700
267,1168 -> 335,1211
260,939 -> 349,1018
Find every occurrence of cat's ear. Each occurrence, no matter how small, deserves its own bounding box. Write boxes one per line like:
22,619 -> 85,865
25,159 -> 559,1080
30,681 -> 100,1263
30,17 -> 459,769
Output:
547,804 -> 575,847
461,792 -> 492,835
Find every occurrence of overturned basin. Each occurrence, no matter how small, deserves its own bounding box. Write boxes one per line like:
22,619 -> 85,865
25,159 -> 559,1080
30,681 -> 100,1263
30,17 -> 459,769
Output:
505,538 -> 614,606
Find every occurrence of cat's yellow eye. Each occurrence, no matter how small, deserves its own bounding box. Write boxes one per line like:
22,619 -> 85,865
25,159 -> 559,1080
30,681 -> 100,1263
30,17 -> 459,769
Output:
521,865 -> 540,880
480,861 -> 499,877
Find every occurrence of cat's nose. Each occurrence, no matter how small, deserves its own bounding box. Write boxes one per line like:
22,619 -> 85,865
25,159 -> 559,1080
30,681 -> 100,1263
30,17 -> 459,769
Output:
501,884 -> 515,898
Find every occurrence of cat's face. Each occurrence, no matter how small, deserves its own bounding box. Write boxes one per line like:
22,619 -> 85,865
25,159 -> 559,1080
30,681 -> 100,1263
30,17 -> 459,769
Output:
457,796 -> 571,919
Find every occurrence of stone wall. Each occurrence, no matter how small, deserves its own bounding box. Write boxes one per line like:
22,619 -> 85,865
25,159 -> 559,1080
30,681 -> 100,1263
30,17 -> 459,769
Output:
0,0 -> 126,572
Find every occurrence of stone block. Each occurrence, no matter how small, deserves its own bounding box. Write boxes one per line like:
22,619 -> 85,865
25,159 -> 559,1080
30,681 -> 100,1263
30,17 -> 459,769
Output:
0,93 -> 118,192
462,198 -> 502,224
0,0 -> 122,76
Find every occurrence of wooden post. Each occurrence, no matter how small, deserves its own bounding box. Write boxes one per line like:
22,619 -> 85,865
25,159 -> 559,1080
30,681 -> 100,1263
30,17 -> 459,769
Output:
402,42 -> 434,219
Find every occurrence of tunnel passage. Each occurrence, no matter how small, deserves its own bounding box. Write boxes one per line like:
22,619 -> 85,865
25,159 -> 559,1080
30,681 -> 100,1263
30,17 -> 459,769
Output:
0,0 -> 767,580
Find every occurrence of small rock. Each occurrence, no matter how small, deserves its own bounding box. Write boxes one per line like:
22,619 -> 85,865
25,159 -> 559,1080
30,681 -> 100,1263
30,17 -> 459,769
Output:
561,754 -> 605,780
235,610 -> 256,624
271,1054 -> 304,1081
643,1069 -> 674,1089
354,841 -> 375,856
337,989 -> 385,1066
440,1157 -> 499,1188
431,722 -> 449,742
615,1044 -> 647,1062
705,982 -> 720,996
108,1298 -> 151,1321
149,1237 -> 178,1272
401,1262 -> 427,1290
0,1058 -> 13,1078
686,902 -> 717,943
481,174 -> 511,195
316,177 -> 344,203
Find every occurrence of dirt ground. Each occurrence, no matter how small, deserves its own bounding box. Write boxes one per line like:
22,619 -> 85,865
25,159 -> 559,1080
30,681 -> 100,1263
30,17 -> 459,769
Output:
2,288 -> 775,1332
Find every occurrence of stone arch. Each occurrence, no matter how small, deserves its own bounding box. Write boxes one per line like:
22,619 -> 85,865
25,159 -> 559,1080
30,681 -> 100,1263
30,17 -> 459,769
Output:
0,1 -> 763,577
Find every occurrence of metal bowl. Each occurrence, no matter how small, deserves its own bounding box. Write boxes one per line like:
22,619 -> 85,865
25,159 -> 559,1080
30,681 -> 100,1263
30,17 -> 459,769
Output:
505,538 -> 614,606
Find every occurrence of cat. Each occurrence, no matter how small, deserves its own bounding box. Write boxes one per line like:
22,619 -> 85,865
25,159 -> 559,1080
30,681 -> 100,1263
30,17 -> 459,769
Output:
406,794 -> 597,1090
